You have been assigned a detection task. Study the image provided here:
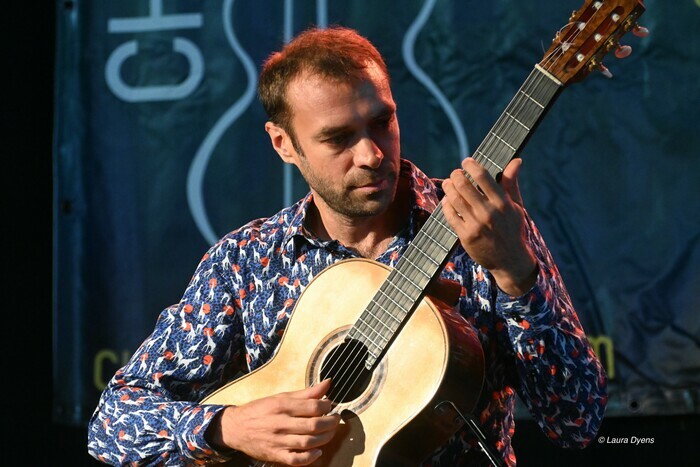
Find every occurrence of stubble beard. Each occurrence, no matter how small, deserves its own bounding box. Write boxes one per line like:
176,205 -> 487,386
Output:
313,174 -> 396,218
295,150 -> 397,218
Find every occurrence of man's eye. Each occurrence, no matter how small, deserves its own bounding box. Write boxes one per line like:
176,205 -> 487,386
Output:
374,114 -> 394,128
325,134 -> 350,146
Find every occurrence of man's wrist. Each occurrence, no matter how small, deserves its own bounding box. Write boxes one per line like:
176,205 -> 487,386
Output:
491,260 -> 538,297
204,406 -> 237,453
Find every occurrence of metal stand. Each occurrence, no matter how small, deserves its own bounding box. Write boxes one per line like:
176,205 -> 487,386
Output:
438,401 -> 505,467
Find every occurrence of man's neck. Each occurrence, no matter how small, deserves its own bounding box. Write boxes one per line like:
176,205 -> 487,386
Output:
305,181 -> 410,259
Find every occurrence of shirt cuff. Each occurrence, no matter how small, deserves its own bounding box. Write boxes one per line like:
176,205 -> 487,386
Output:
177,404 -> 238,464
494,267 -> 556,333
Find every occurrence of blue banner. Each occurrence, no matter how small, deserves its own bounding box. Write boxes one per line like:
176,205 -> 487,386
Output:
53,0 -> 700,425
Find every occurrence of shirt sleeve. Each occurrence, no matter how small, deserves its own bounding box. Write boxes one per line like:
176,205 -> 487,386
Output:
87,246 -> 247,466
494,212 -> 608,448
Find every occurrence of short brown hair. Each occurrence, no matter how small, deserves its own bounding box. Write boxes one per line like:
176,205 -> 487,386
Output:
258,26 -> 389,139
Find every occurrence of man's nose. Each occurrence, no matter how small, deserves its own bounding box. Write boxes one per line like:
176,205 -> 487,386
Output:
353,135 -> 383,169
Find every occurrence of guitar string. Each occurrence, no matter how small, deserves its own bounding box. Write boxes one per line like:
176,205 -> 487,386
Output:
308,282 -> 400,406
248,15 -> 601,467
489,2 -> 610,169
474,16 -> 585,176
310,274 -> 415,413
303,221 -> 455,404
471,41 -> 550,174
292,220 -> 436,419
306,205 -> 457,415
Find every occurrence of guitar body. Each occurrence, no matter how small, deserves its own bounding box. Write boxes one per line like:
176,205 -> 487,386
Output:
202,258 -> 485,466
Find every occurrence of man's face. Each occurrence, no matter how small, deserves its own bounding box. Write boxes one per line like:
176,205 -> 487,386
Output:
280,64 -> 401,219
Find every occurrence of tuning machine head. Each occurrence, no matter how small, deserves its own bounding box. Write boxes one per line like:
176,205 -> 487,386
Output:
632,25 -> 650,37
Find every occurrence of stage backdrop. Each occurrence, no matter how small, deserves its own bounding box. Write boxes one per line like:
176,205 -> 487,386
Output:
53,0 -> 700,426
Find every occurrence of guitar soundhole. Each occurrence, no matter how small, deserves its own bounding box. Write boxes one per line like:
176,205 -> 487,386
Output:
321,338 -> 373,404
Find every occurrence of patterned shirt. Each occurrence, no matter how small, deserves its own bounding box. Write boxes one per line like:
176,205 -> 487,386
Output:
88,159 -> 607,466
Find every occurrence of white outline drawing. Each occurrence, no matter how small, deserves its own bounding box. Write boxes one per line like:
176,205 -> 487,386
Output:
187,0 -> 257,245
402,0 -> 469,160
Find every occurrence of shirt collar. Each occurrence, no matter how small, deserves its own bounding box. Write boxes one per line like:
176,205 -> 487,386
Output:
281,159 -> 442,255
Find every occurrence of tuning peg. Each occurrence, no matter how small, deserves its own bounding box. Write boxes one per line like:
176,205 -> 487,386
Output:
599,64 -> 613,79
633,25 -> 650,37
615,45 -> 633,59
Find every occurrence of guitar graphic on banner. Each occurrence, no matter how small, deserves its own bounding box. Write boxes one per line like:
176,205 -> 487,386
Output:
202,1 -> 648,465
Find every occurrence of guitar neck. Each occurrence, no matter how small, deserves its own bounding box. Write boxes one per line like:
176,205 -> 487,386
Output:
347,65 -> 563,367
472,64 -> 563,179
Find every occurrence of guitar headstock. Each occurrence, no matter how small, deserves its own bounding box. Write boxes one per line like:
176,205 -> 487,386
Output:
540,0 -> 647,85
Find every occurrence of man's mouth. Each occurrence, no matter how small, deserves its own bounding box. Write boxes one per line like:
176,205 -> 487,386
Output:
354,178 -> 388,191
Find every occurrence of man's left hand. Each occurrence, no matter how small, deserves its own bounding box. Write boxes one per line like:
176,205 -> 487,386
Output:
442,157 -> 538,296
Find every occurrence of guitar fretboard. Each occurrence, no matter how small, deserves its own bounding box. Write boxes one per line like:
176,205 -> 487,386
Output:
347,65 -> 563,368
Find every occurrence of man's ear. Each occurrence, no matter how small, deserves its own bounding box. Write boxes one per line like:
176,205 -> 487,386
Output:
265,121 -> 297,165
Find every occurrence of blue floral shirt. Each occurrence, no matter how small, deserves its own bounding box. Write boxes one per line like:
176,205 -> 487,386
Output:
88,159 -> 607,466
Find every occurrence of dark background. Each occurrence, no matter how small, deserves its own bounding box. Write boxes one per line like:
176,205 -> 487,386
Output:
7,3 -> 697,466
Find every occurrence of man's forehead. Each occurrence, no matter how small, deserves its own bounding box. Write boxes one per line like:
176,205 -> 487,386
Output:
288,61 -> 391,98
287,72 -> 393,125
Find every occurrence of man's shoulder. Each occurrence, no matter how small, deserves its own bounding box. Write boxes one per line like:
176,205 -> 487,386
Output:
223,213 -> 289,242
213,203 -> 302,252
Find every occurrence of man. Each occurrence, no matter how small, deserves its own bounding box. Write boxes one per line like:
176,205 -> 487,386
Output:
88,26 -> 606,466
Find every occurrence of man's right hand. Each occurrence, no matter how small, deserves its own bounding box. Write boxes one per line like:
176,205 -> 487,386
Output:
206,378 -> 340,466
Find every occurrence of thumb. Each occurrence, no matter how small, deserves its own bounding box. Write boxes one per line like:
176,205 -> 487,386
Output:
502,157 -> 524,206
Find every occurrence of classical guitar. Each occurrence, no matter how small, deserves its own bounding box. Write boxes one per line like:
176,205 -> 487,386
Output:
202,1 -> 647,465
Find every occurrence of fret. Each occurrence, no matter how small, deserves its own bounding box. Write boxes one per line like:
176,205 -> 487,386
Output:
474,142 -> 514,173
488,131 -> 516,153
423,220 -> 456,245
524,70 -> 559,104
518,88 -> 545,109
474,149 -> 506,172
351,320 -> 386,348
419,229 -> 450,252
346,334 -> 382,364
368,299 -> 402,324
385,272 -> 420,302
392,264 -> 430,293
367,349 -> 378,363
390,249 -> 433,282
504,111 -> 530,131
494,112 -> 529,148
503,99 -> 540,130
497,122 -> 529,154
404,245 -> 440,278
473,68 -> 561,178
376,286 -> 412,315
410,242 -> 441,267
355,314 -> 389,341
410,222 -> 456,271
363,305 -> 398,333
513,70 -> 560,123
411,247 -> 440,267
399,253 -> 433,279
432,214 -> 458,238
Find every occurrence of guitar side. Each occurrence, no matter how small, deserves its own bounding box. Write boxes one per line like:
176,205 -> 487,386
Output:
202,258 -> 484,466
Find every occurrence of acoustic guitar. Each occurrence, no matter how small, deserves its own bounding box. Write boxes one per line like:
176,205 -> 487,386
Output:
202,1 -> 647,465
